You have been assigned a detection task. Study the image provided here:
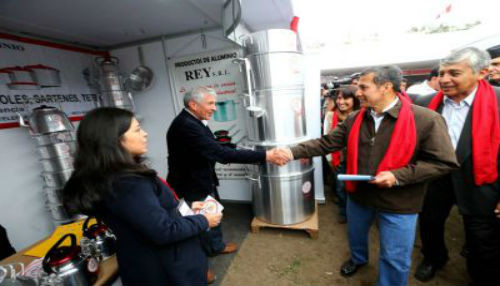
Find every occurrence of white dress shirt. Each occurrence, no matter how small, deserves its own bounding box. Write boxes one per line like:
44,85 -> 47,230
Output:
441,87 -> 477,150
370,97 -> 399,133
185,108 -> 208,126
406,80 -> 437,96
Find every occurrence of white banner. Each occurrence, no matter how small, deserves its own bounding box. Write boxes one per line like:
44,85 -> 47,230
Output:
168,48 -> 249,179
0,37 -> 104,128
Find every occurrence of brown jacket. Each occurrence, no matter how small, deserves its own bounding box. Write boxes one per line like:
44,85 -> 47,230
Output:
291,101 -> 459,213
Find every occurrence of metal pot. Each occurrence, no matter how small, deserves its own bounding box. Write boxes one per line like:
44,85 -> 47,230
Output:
42,234 -> 98,286
37,142 -> 76,159
25,65 -> 61,87
41,170 -> 73,188
125,46 -> 153,92
18,105 -> 74,135
82,217 -> 116,260
44,187 -> 62,205
32,131 -> 75,146
39,157 -> 74,172
45,203 -> 71,221
0,68 -> 13,85
95,57 -> 122,92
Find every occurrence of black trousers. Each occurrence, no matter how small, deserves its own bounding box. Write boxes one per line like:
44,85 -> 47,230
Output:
419,175 -> 455,266
463,215 -> 500,285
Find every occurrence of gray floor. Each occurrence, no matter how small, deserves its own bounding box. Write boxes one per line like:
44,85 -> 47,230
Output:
210,202 -> 253,285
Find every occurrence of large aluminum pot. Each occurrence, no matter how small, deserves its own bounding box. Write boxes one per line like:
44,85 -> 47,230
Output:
250,167 -> 315,225
242,29 -> 300,55
42,234 -> 98,286
245,88 -> 307,143
37,142 -> 75,159
19,106 -> 74,135
100,90 -> 135,111
95,57 -> 123,92
44,187 -> 62,205
25,65 -> 61,87
246,52 -> 304,90
41,170 -> 73,188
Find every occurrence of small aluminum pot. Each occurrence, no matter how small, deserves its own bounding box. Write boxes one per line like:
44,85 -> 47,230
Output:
19,106 -> 74,135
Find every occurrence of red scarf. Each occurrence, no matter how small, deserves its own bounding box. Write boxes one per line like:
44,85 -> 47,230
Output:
345,94 -> 416,192
330,111 -> 342,168
159,177 -> 179,201
428,79 -> 500,185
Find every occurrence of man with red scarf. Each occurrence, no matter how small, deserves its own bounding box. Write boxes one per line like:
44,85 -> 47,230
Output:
414,47 -> 500,285
276,65 -> 458,286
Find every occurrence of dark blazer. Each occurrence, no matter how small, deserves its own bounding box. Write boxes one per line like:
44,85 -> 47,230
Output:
167,110 -> 266,202
414,86 -> 500,216
100,175 -> 209,286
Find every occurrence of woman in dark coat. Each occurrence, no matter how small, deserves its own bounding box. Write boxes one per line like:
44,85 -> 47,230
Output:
63,107 -> 221,286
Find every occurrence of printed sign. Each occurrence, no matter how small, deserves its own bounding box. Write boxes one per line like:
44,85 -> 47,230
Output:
168,48 -> 248,180
0,37 -> 105,129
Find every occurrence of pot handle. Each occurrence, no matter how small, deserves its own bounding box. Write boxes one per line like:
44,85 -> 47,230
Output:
16,113 -> 29,128
83,216 -> 104,236
232,58 -> 255,107
42,234 -> 77,274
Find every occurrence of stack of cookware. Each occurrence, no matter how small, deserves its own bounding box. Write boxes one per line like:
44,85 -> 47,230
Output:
94,56 -> 135,111
18,105 -> 78,225
235,29 -> 315,225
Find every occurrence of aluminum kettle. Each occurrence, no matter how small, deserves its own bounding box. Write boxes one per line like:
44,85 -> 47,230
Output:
18,105 -> 74,135
82,217 -> 116,260
42,234 -> 98,286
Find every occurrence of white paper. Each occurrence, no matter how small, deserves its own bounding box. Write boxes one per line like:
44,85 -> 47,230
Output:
177,199 -> 194,216
337,174 -> 375,181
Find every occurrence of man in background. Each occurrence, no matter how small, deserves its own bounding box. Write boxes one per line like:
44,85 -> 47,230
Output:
414,47 -> 500,286
487,45 -> 500,87
406,67 -> 440,96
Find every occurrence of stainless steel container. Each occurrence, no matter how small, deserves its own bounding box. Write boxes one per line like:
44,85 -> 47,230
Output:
237,29 -> 315,225
95,56 -> 135,111
19,106 -> 78,224
37,142 -> 75,159
41,170 -> 73,189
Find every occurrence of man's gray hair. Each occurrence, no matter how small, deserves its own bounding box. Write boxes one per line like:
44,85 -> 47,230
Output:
183,86 -> 217,107
440,47 -> 491,74
360,65 -> 403,92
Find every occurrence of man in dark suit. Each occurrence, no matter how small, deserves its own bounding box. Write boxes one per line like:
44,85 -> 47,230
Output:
414,47 -> 500,285
167,86 -> 283,256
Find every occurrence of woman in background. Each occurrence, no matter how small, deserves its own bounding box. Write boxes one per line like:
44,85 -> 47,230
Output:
326,86 -> 360,223
63,107 -> 221,286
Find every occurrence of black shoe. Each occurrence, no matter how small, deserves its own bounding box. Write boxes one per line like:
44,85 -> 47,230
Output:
340,259 -> 366,277
414,260 -> 445,282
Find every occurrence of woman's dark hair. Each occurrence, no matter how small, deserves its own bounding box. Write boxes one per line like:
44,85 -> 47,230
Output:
335,85 -> 361,111
63,107 -> 156,216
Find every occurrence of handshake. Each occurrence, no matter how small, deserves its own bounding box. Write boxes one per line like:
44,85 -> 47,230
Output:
265,147 -> 294,166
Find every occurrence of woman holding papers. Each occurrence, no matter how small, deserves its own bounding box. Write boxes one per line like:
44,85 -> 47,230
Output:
62,107 -> 221,286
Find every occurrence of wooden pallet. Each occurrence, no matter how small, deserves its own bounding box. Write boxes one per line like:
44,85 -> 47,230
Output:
250,205 -> 319,239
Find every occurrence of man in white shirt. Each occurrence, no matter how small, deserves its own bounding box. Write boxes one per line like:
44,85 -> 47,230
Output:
414,47 -> 500,285
406,67 -> 440,97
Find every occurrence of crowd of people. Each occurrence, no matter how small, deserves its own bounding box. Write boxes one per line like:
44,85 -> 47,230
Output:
49,44 -> 500,286
313,45 -> 500,286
